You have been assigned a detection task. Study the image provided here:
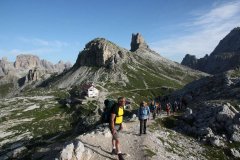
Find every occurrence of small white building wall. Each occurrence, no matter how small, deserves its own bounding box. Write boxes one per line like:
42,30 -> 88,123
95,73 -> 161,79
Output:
87,86 -> 99,98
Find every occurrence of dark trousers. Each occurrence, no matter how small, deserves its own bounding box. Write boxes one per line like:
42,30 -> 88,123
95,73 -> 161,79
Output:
140,119 -> 147,134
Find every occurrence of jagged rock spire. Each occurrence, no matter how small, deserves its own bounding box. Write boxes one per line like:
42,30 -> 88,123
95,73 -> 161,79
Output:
130,33 -> 149,51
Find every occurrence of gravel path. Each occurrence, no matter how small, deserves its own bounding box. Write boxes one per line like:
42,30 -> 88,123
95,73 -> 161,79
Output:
77,113 -> 206,160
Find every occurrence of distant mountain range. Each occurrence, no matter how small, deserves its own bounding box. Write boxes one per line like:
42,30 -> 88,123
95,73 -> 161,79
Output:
0,55 -> 72,97
0,54 -> 71,77
181,27 -> 240,74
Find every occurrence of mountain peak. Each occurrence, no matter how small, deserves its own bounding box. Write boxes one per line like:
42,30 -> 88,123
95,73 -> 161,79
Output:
232,27 -> 240,31
211,26 -> 240,55
75,38 -> 125,68
14,54 -> 41,69
181,27 -> 240,74
84,38 -> 115,50
130,33 -> 149,51
181,54 -> 198,68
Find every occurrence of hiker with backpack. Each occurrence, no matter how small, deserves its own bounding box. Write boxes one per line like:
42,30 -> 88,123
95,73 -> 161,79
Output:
110,97 -> 126,160
138,101 -> 150,135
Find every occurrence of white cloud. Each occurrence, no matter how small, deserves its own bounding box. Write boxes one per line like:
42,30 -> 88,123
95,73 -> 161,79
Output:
0,48 -> 59,59
0,37 -> 70,60
150,1 -> 240,62
18,37 -> 69,48
193,1 -> 240,26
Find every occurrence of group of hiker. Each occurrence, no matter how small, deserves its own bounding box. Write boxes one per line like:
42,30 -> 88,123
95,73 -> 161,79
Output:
105,96 -> 185,160
141,99 -> 184,118
138,99 -> 184,135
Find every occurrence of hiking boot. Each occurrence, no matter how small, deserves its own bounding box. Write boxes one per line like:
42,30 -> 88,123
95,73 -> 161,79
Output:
118,153 -> 125,160
111,148 -> 117,155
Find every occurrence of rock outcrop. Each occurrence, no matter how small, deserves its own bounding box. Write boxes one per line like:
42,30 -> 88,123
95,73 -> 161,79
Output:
75,38 -> 125,69
130,33 -> 149,51
181,27 -> 240,74
0,57 -> 15,77
27,69 -> 38,81
59,141 -> 92,160
181,54 -> 198,69
178,103 -> 240,145
14,54 -> 41,69
55,61 -> 72,73
170,68 -> 240,148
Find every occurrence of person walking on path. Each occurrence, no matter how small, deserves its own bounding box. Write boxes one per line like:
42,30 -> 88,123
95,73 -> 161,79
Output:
173,101 -> 178,115
138,101 -> 150,136
149,101 -> 157,119
110,97 -> 126,160
157,102 -> 162,116
166,102 -> 171,116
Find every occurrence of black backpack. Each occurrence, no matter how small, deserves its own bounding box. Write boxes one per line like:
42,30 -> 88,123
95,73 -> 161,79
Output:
102,99 -> 116,123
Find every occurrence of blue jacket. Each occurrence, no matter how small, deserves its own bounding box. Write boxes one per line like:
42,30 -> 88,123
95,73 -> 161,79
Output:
138,106 -> 150,120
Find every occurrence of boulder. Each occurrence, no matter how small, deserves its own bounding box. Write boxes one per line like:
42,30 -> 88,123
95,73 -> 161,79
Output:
231,125 -> 240,142
216,104 -> 235,123
60,143 -> 74,160
12,146 -> 28,159
59,141 -> 92,160
75,141 -> 85,160
209,136 -> 224,147
197,127 -> 213,136
231,148 -> 240,158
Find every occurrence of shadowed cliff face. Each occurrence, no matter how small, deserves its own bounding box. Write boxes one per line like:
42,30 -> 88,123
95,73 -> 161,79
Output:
74,38 -> 126,68
181,27 -> 240,74
130,33 -> 149,52
211,27 -> 240,56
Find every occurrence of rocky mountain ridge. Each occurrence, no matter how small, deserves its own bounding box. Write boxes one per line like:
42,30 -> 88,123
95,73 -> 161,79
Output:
0,54 -> 72,98
181,27 -> 240,74
43,33 -> 206,92
0,54 -> 71,78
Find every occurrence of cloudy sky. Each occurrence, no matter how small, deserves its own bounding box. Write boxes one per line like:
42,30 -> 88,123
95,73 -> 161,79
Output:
0,0 -> 239,64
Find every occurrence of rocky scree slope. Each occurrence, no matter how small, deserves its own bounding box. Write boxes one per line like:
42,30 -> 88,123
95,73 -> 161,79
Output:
168,69 -> 240,158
